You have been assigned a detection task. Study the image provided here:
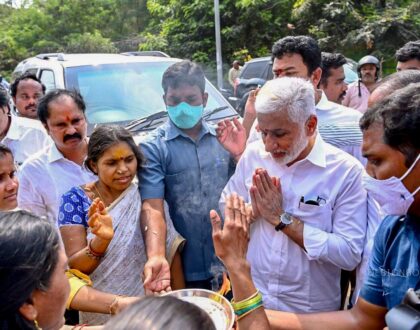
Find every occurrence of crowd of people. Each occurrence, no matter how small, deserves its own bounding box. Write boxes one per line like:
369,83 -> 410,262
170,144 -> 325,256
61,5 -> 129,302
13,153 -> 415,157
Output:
0,36 -> 419,330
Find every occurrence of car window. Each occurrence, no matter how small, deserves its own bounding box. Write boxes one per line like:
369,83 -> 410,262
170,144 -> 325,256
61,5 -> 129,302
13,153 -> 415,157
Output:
263,63 -> 273,81
39,70 -> 56,91
241,61 -> 267,79
65,61 -> 235,125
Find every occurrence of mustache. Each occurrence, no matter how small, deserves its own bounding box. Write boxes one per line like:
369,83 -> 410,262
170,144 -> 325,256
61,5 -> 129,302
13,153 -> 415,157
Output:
25,104 -> 36,110
63,132 -> 82,142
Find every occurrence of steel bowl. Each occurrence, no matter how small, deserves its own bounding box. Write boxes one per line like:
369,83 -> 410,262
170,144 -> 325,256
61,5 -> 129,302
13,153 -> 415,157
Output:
164,289 -> 235,329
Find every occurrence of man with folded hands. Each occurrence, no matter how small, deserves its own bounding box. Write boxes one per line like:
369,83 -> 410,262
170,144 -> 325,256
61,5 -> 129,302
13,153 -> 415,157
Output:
220,77 -> 368,312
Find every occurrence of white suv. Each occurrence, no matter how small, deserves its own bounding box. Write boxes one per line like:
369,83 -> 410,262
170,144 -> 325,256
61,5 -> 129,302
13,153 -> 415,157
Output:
13,53 -> 237,135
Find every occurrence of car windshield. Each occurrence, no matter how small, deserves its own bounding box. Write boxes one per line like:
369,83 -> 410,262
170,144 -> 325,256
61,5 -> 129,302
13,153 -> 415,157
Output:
65,61 -> 235,125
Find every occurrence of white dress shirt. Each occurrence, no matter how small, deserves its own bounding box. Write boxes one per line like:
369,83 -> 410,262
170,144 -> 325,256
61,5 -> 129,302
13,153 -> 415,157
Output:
316,92 -> 362,123
221,134 -> 367,312
1,115 -> 51,165
18,143 -> 96,223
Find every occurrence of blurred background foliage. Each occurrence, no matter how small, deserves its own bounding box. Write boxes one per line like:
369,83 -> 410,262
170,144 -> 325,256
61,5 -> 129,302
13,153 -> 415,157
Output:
0,0 -> 418,79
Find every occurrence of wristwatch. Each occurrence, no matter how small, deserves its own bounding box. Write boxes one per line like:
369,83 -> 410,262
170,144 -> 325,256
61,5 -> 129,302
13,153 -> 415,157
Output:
275,212 -> 293,231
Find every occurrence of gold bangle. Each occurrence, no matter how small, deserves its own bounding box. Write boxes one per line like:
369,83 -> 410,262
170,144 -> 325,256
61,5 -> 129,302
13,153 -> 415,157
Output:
109,295 -> 119,315
232,290 -> 262,311
233,293 -> 262,311
231,289 -> 259,306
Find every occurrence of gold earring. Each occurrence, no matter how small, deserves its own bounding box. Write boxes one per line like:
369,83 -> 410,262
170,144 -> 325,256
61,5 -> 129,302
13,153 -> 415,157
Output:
34,319 -> 42,330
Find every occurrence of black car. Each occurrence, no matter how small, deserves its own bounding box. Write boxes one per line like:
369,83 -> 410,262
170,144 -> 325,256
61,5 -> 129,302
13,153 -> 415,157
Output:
228,56 -> 273,116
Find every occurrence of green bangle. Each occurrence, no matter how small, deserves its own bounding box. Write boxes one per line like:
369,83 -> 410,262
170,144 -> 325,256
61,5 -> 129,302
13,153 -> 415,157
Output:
236,304 -> 264,321
232,292 -> 262,311
235,300 -> 263,317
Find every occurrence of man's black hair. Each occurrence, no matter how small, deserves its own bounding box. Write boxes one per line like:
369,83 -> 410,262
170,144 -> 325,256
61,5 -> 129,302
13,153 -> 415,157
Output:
10,72 -> 46,97
395,41 -> 420,63
371,70 -> 420,94
162,60 -> 206,94
271,36 -> 321,75
37,89 -> 86,125
360,82 -> 420,167
319,52 -> 347,87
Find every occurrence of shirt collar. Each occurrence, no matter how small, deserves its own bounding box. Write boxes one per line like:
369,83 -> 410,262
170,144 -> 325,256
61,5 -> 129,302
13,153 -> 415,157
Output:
4,115 -> 20,140
165,119 -> 216,141
257,133 -> 327,168
315,91 -> 335,111
303,133 -> 327,168
47,143 -> 65,163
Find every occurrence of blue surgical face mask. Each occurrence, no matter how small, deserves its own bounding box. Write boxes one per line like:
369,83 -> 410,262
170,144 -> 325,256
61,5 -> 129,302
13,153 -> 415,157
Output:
167,102 -> 204,129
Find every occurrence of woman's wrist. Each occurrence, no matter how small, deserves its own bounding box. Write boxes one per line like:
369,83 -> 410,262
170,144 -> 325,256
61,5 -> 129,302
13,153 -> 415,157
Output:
109,295 -> 120,315
224,259 -> 251,277
90,237 -> 111,255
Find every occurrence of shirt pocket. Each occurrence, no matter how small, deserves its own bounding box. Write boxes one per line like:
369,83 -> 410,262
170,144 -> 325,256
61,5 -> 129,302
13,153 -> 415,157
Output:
292,201 -> 333,232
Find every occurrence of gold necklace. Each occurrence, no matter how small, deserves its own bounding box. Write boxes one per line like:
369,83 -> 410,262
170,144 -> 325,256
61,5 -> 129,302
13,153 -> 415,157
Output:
93,182 -> 109,206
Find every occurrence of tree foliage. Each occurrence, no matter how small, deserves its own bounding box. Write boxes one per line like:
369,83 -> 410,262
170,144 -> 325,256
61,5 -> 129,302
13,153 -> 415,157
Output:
0,0 -> 418,79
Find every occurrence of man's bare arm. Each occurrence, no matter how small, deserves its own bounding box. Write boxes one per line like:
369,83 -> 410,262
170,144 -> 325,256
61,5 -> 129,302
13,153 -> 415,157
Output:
141,198 -> 171,293
141,198 -> 167,258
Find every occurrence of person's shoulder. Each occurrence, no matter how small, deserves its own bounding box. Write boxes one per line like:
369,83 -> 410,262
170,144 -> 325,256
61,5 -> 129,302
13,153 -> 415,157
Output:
321,98 -> 362,120
322,139 -> 364,169
334,103 -> 363,119
14,116 -> 47,132
140,124 -> 168,145
61,186 -> 89,203
19,144 -> 51,172
347,81 -> 359,89
245,139 -> 263,153
380,215 -> 405,228
241,139 -> 268,162
374,215 -> 405,243
62,185 -> 85,197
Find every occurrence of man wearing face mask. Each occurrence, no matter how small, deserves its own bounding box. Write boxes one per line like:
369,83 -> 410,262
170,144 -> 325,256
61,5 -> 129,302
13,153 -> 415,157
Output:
139,60 -> 245,291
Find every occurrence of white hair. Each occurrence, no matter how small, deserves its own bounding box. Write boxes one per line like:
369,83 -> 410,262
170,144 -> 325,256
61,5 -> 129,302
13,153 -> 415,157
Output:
255,77 -> 316,123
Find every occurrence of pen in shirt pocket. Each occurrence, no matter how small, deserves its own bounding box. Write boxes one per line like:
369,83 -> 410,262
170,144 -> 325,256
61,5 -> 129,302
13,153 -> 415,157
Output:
300,196 -> 327,206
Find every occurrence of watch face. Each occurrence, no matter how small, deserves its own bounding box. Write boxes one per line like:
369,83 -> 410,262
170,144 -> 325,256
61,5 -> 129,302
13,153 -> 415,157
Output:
280,213 -> 293,225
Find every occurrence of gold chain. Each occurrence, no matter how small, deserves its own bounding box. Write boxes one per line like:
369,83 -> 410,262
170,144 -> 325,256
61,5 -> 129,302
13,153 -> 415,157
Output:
93,182 -> 108,206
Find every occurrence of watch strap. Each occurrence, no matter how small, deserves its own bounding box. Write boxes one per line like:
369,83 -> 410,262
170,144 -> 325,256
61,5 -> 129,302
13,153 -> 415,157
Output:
275,221 -> 287,231
275,212 -> 293,231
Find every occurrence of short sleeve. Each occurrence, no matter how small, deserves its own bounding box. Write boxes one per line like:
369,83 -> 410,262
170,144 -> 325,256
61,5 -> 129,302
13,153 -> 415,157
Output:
65,269 -> 92,309
58,187 -> 90,227
138,139 -> 166,200
360,221 -> 386,307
